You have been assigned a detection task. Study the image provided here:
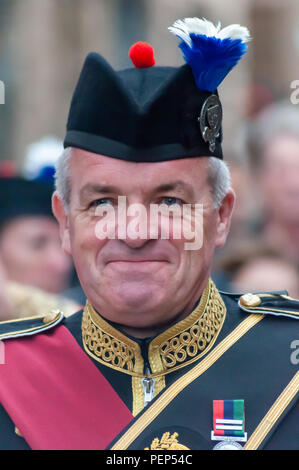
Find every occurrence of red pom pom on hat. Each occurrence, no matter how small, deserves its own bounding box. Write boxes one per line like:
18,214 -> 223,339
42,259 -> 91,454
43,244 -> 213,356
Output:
129,42 -> 155,68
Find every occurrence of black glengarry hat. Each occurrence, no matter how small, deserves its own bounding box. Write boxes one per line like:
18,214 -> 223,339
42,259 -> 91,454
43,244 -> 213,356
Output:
64,18 -> 250,162
0,177 -> 53,225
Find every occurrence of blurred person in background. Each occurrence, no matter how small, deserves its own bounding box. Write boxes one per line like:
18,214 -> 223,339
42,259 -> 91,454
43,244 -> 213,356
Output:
216,241 -> 299,298
0,176 -> 79,320
213,118 -> 299,292
22,135 -> 63,183
0,253 -> 79,321
245,101 -> 299,264
21,136 -> 87,305
0,176 -> 71,294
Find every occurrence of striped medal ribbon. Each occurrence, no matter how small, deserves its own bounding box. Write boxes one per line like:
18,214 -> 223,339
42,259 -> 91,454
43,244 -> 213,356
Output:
211,399 -> 247,449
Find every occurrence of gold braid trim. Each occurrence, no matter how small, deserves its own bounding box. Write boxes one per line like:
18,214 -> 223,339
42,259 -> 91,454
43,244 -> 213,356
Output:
149,279 -> 226,374
81,279 -> 226,379
244,371 -> 299,450
82,302 -> 143,375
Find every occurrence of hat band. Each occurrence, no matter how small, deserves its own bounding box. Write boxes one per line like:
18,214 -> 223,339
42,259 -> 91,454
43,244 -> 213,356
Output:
64,130 -> 222,162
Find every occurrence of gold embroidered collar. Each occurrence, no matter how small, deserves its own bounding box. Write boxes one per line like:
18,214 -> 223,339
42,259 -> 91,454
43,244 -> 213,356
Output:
81,278 -> 226,379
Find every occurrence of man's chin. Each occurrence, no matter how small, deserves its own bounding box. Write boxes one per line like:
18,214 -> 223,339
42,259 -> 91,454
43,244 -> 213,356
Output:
107,278 -> 164,300
115,291 -> 159,311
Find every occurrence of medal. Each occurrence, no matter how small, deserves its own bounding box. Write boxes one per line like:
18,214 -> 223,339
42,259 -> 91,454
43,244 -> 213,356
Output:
213,440 -> 244,450
211,399 -> 247,450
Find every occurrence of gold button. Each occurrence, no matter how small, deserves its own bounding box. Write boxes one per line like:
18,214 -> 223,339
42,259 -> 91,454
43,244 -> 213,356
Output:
43,310 -> 61,325
240,293 -> 261,308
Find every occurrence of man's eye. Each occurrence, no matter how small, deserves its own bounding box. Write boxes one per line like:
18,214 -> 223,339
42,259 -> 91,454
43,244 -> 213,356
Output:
90,198 -> 113,208
161,197 -> 182,206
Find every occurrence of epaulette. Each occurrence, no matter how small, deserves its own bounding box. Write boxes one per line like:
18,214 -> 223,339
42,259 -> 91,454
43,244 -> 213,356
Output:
0,310 -> 65,341
238,292 -> 299,320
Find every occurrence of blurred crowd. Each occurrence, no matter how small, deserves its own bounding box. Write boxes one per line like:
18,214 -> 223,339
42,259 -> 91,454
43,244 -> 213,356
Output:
0,85 -> 299,322
213,86 -> 299,298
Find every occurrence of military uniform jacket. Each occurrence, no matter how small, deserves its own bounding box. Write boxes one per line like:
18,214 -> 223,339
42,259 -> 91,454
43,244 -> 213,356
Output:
0,279 -> 298,450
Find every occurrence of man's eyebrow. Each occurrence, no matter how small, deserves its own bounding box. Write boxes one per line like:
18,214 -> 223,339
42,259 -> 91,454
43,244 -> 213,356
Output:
153,181 -> 194,195
80,183 -> 120,199
79,180 -> 195,200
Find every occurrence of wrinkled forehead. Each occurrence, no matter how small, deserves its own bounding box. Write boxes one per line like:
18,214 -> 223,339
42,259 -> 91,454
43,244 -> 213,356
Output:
68,148 -> 210,195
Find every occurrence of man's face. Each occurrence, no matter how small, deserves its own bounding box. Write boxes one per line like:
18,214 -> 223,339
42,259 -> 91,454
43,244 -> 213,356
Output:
53,149 -> 234,329
0,216 -> 72,294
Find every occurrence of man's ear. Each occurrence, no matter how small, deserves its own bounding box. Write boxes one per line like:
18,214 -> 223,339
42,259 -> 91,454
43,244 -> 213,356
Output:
52,191 -> 71,255
215,188 -> 236,248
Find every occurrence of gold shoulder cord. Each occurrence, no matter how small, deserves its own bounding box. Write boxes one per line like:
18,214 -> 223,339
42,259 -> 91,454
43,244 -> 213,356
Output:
111,313 -> 264,450
244,371 -> 299,450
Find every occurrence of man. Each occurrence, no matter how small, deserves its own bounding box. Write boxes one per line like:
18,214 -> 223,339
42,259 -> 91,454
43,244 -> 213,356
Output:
0,18 -> 298,450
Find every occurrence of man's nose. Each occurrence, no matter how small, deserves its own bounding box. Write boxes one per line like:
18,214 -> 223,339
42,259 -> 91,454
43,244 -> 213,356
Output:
116,204 -> 155,249
121,234 -> 152,249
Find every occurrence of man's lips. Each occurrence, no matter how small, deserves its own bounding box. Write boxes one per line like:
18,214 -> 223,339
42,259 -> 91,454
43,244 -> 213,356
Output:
100,247 -> 173,266
106,259 -> 168,264
104,260 -> 168,275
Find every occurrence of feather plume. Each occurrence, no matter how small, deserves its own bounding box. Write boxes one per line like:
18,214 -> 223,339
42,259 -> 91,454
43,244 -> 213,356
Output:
169,17 -> 250,92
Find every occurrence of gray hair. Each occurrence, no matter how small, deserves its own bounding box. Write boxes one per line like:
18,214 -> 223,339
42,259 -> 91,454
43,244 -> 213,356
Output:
54,148 -> 231,210
208,157 -> 231,208
54,147 -> 72,212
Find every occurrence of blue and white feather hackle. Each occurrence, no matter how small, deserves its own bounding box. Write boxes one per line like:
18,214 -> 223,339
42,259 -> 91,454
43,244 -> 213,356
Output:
169,18 -> 250,92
